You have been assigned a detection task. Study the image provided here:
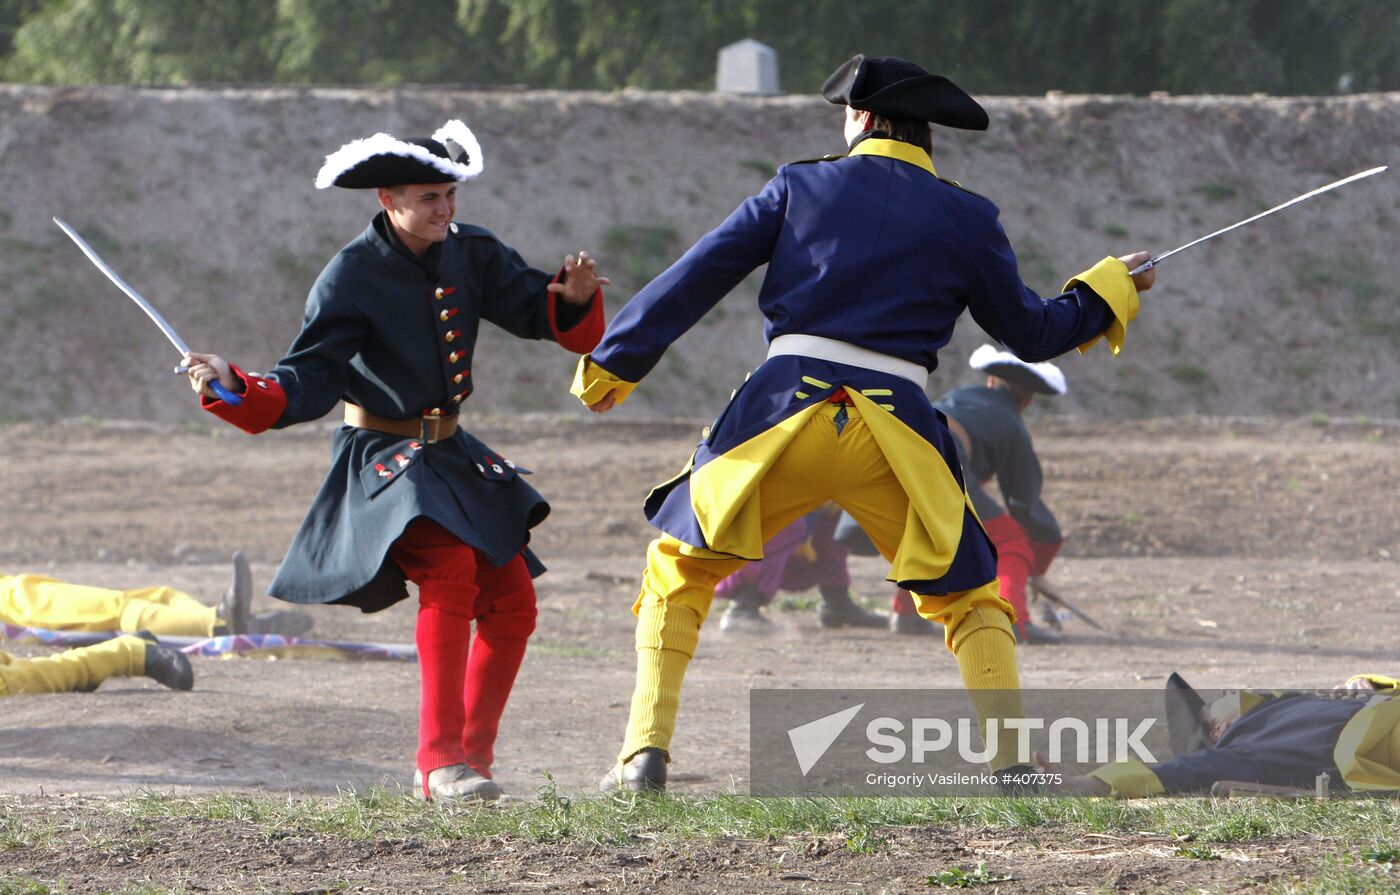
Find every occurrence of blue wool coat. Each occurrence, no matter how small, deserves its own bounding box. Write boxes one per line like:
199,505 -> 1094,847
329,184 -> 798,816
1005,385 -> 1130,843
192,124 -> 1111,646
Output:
207,213 -> 600,611
577,137 -> 1132,593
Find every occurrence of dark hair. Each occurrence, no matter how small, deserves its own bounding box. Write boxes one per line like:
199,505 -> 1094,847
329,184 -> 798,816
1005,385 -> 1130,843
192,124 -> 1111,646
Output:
868,114 -> 932,153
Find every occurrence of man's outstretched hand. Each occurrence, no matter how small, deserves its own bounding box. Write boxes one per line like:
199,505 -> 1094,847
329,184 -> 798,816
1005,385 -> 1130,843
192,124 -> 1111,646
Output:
548,251 -> 611,305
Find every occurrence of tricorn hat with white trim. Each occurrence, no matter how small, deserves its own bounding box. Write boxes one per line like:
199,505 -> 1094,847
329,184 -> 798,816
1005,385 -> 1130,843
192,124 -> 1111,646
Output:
969,344 -> 1067,396
315,120 -> 484,190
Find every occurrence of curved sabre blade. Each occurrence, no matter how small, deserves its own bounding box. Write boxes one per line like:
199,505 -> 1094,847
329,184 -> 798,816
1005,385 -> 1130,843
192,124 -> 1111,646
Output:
53,217 -> 241,406
1130,166 -> 1388,275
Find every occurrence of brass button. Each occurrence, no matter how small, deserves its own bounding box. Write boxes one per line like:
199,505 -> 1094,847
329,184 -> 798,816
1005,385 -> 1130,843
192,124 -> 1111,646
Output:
453,373 -> 464,384
445,331 -> 456,342
449,351 -> 462,363
449,223 -> 459,235
434,287 -> 444,299
439,309 -> 450,321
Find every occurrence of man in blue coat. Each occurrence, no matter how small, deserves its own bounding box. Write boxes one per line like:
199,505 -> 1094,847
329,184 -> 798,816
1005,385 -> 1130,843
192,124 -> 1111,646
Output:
186,120 -> 608,801
573,55 -> 1155,791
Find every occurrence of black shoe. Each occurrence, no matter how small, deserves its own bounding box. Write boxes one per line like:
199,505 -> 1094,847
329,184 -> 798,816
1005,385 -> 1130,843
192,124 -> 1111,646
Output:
136,631 -> 194,691
248,610 -> 314,638
719,600 -> 771,633
600,747 -> 668,793
818,588 -> 887,629
890,612 -> 940,637
1016,621 -> 1063,645
215,550 -> 253,636
1037,602 -> 1064,631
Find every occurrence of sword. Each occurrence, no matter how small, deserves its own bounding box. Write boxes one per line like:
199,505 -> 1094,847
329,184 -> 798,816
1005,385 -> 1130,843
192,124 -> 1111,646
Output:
53,217 -> 242,406
1030,577 -> 1107,632
1129,166 -> 1388,275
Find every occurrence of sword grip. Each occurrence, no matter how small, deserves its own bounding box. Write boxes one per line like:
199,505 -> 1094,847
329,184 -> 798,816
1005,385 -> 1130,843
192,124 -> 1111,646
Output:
209,381 -> 243,406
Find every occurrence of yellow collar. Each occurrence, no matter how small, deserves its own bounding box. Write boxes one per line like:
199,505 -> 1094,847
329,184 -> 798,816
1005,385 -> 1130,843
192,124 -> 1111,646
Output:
847,138 -> 937,176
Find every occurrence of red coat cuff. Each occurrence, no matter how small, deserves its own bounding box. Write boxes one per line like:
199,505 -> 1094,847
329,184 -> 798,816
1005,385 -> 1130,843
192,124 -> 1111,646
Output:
547,268 -> 605,353
1028,538 -> 1063,576
200,364 -> 287,434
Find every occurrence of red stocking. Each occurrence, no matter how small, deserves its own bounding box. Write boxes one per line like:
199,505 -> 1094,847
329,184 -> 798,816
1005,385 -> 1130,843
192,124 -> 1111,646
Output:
980,514 -> 1034,634
461,555 -> 537,775
890,588 -> 919,615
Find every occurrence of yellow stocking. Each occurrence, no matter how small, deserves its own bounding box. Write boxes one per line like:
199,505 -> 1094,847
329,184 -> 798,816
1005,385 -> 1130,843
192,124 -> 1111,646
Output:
0,635 -> 145,696
917,584 -> 1024,772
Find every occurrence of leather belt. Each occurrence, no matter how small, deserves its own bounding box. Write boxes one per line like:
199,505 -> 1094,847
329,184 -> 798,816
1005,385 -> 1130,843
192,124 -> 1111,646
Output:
344,404 -> 459,444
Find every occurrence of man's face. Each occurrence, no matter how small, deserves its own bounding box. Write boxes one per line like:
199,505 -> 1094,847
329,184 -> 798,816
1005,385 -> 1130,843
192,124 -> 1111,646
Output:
379,182 -> 458,249
1201,693 -> 1244,743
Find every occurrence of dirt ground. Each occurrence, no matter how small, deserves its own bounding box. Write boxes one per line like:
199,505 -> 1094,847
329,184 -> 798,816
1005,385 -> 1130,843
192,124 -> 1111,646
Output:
1,414 -> 1398,892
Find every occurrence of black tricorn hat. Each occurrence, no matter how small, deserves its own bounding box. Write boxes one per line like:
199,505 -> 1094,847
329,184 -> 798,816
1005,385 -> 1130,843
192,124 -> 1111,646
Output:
1164,672 -> 1214,757
315,120 -> 484,189
822,54 -> 988,131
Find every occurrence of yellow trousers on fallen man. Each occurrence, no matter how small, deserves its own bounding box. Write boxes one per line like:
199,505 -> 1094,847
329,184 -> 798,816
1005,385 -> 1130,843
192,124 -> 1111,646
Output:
1,574 -> 218,637
0,635 -> 147,696
619,401 -> 1023,770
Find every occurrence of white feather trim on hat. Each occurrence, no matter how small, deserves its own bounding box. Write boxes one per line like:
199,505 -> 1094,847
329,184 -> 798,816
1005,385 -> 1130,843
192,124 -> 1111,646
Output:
968,344 -> 1068,395
432,119 -> 484,179
314,131 -> 478,190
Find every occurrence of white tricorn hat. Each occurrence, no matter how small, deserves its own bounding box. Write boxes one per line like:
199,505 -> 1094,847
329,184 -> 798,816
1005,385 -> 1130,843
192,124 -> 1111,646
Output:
315,120 -> 484,190
968,344 -> 1067,396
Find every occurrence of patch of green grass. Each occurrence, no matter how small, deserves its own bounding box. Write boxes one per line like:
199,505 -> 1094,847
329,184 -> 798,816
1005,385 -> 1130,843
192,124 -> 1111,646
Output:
1261,852 -> 1400,894
1167,363 -> 1217,393
602,223 -> 681,286
107,789 -> 1400,848
1127,196 -> 1164,210
1295,255 -> 1396,342
774,594 -> 818,612
927,861 -> 1014,887
1176,842 -> 1220,860
270,249 -> 320,285
1194,182 -> 1237,202
1103,223 -> 1130,238
1310,412 -> 1330,427
738,158 -> 777,178
1010,234 -> 1057,296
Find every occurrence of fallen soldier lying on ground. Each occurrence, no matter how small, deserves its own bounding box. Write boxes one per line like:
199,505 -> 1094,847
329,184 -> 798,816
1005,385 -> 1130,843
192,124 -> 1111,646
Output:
1042,673 -> 1400,796
1,552 -> 311,638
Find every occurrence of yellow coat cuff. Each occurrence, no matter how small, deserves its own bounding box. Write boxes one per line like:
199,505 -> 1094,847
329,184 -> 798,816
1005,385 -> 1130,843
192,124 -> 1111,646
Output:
1088,759 -> 1165,798
1346,674 -> 1399,691
1066,256 -> 1140,356
570,356 -> 639,407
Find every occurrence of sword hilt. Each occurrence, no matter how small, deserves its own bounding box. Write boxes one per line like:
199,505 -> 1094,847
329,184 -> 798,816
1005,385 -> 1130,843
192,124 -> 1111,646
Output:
1128,258 -> 1156,277
172,364 -> 243,406
210,381 -> 243,406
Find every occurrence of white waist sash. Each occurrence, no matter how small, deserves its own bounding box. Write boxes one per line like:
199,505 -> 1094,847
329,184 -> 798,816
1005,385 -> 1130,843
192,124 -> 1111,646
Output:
766,334 -> 929,389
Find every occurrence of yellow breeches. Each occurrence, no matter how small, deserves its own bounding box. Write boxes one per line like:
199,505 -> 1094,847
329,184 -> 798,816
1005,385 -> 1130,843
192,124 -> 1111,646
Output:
0,635 -> 146,696
619,402 -> 1022,767
0,574 -> 217,637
